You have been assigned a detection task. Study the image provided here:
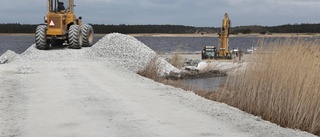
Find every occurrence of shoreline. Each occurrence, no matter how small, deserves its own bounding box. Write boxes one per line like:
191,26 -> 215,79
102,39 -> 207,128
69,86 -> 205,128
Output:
1,33 -> 319,37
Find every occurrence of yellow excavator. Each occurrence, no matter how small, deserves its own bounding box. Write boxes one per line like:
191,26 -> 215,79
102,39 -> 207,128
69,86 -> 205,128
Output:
194,13 -> 242,71
201,13 -> 233,60
35,0 -> 94,50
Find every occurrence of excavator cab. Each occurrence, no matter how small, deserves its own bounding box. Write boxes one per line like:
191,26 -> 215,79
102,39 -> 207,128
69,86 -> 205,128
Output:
201,46 -> 217,60
35,0 -> 94,50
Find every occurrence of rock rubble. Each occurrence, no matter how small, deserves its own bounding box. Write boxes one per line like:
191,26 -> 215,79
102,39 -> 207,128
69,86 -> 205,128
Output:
0,50 -> 17,64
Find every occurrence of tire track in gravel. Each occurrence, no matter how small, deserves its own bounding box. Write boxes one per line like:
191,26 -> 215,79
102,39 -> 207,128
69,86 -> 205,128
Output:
0,65 -> 28,137
76,61 -> 250,137
17,61 -> 116,137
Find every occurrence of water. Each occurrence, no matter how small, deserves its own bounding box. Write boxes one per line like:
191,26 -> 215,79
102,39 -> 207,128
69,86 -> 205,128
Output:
0,35 -> 35,54
136,36 -> 258,53
179,77 -> 227,91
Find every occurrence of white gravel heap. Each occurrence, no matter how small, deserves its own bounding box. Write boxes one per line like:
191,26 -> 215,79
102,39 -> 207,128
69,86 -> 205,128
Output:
3,33 -> 179,76
88,33 -> 180,76
0,50 -> 18,64
13,44 -> 86,62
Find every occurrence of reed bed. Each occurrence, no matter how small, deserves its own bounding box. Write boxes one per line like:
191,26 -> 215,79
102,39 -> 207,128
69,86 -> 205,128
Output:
215,38 -> 320,135
139,39 -> 320,135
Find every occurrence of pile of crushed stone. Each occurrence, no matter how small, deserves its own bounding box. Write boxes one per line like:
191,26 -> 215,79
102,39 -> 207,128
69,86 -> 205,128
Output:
87,33 -> 180,75
12,45 -> 87,62
0,50 -> 18,64
3,33 -> 179,76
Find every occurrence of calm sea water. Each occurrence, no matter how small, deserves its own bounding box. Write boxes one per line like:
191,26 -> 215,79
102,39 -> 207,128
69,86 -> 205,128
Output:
136,36 -> 258,53
0,34 -> 262,55
179,77 -> 227,91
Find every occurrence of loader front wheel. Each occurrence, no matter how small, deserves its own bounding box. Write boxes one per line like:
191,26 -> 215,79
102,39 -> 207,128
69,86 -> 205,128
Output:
68,25 -> 82,49
82,24 -> 94,47
35,25 -> 49,50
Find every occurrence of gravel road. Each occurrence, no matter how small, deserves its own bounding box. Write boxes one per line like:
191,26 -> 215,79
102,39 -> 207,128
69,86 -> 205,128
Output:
0,33 -> 315,137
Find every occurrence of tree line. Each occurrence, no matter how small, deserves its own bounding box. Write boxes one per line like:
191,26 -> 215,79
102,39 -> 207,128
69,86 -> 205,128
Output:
232,23 -> 320,34
1,23 -> 320,34
92,24 -> 198,34
0,23 -> 203,34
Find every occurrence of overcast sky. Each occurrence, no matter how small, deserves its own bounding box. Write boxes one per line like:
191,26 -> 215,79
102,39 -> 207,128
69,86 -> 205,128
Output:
1,0 -> 319,27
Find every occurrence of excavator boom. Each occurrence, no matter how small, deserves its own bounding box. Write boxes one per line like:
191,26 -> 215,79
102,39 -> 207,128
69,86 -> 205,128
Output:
201,13 -> 232,60
218,13 -> 231,57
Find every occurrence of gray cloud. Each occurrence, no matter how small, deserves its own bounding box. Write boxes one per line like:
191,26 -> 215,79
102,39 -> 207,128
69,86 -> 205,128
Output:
0,0 -> 319,27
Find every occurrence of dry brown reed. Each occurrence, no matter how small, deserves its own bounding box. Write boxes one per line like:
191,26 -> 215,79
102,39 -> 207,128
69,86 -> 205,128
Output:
138,56 -> 160,79
168,52 -> 184,69
139,41 -> 320,135
214,38 -> 320,135
138,55 -> 214,97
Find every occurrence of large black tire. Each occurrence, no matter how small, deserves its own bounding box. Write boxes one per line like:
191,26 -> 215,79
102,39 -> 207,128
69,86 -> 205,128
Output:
68,25 -> 82,49
35,25 -> 49,50
81,24 -> 94,47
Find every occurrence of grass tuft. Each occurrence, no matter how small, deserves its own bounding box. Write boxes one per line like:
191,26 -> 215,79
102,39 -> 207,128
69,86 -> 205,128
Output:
138,56 -> 160,79
168,52 -> 184,69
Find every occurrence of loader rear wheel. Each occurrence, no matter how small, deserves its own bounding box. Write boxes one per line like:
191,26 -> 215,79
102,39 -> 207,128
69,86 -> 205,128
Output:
82,24 -> 94,47
68,25 -> 82,49
35,25 -> 49,50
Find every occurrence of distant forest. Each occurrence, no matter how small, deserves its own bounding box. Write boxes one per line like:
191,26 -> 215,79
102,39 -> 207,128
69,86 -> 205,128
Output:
1,23 -> 320,34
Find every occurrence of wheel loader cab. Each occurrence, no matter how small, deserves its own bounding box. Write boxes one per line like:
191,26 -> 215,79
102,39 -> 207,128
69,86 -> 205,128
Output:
46,0 -> 78,38
49,0 -> 71,13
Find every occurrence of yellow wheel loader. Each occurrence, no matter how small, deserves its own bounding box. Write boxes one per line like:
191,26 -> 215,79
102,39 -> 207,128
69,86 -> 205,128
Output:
35,0 -> 94,50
